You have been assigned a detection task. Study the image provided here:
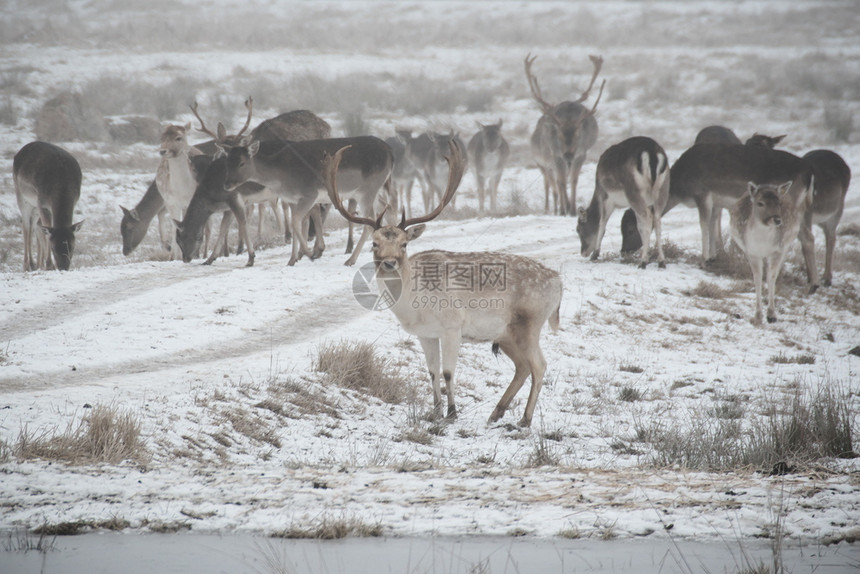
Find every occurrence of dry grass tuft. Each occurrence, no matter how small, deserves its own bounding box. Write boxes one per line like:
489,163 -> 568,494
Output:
688,280 -> 731,299
272,515 -> 384,539
14,404 -> 148,465
315,340 -> 408,404
651,378 -> 855,470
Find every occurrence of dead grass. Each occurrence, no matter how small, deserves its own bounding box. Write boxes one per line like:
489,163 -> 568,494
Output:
13,404 -> 148,465
272,515 -> 384,539
651,377 -> 856,471
315,340 -> 409,404
770,352 -> 816,365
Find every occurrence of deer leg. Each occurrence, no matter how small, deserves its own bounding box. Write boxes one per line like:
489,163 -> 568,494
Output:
345,199 -> 357,254
20,205 -> 34,271
519,339 -> 547,428
569,157 -> 585,215
821,220 -> 837,287
629,201 -> 653,269
418,337 -> 444,420
204,210 -> 232,265
229,195 -> 254,267
156,208 -> 170,252
38,208 -> 54,270
652,206 -> 666,268
288,198 -> 315,266
797,215 -> 819,294
310,204 -> 325,260
749,255 -> 764,325
489,173 -> 502,212
765,254 -> 787,323
697,197 -> 715,264
477,175 -> 486,213
440,330 -> 462,420
554,160 -> 568,216
489,339 -> 531,425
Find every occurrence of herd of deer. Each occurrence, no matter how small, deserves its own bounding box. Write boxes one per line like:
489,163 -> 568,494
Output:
12,55 -> 851,427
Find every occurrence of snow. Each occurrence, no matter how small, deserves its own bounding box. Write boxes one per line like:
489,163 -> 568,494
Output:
0,0 -> 859,565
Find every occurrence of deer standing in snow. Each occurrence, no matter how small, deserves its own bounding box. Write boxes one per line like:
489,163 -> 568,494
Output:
323,141 -> 563,428
730,180 -> 811,324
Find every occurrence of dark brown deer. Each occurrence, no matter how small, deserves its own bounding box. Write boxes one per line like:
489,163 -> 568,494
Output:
14,141 -> 84,271
525,53 -> 604,216
576,137 -> 670,269
323,141 -> 563,428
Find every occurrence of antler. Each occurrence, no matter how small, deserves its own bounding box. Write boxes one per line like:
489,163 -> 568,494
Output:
323,146 -> 384,229
236,96 -> 254,138
574,54 -> 604,104
398,139 -> 466,230
189,101 -> 218,139
524,53 -> 555,114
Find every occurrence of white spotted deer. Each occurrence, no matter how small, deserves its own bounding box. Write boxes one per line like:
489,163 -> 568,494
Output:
14,141 -> 84,271
730,179 -> 811,324
323,141 -> 563,428
577,136 -> 670,269
467,120 -> 510,212
525,53 -> 604,216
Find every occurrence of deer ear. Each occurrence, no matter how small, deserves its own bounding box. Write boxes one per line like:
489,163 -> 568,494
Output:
406,224 -> 426,241
183,121 -> 192,132
71,220 -> 84,232
777,181 -> 792,196
216,123 -> 227,142
496,118 -> 503,128
747,181 -> 758,198
120,205 -> 140,221
248,140 -> 260,158
773,134 -> 786,145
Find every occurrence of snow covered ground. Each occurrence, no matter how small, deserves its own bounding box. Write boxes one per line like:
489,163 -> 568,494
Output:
1,1 -> 859,570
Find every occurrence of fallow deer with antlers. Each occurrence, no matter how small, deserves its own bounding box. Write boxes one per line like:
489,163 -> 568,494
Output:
525,53 -> 605,216
323,141 -> 563,428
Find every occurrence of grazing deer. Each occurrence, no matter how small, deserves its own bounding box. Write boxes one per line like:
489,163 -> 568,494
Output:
222,136 -> 394,266
525,53 -> 605,216
620,127 -> 783,255
173,102 -> 334,266
467,120 -> 510,212
14,141 -> 84,271
120,180 -> 168,256
323,141 -> 563,428
803,149 -> 851,287
577,137 -> 670,269
730,180 -> 811,324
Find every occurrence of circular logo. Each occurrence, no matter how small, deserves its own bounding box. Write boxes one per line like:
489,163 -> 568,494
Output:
352,262 -> 402,311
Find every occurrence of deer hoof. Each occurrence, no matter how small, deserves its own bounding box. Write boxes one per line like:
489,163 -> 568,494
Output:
487,408 -> 504,424
808,284 -> 819,295
658,261 -> 666,269
638,261 -> 647,270
245,257 -> 255,268
767,315 -> 778,324
517,416 -> 532,428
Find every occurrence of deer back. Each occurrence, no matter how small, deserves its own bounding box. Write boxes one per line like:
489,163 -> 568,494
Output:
803,149 -> 851,220
694,125 -> 742,146
670,144 -> 812,207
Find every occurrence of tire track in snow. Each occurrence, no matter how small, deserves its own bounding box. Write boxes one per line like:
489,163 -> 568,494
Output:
0,285 -> 366,392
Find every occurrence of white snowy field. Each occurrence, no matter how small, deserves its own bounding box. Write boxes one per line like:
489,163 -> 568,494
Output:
0,0 -> 859,568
